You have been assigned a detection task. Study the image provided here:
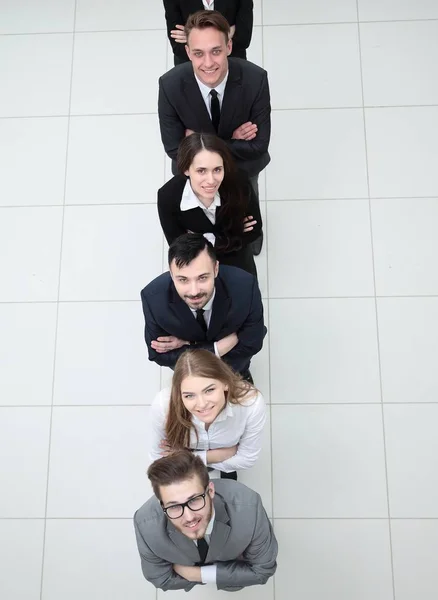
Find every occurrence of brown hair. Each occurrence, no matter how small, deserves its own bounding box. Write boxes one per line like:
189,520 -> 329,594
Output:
184,10 -> 230,44
147,449 -> 209,501
177,133 -> 248,252
165,349 -> 256,449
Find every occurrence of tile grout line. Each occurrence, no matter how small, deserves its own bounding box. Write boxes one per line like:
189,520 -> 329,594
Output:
260,6 -> 277,600
38,3 -> 78,599
355,4 -> 397,600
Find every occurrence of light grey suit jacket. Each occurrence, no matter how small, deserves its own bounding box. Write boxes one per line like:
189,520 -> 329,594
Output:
133,480 -> 277,592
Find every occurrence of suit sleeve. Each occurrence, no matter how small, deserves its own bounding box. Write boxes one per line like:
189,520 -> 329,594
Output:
226,71 -> 271,162
141,290 -> 215,368
157,189 -> 187,246
162,0 -> 185,55
223,277 -> 266,365
241,176 -> 262,246
134,516 -> 197,591
232,0 -> 254,50
158,77 -> 186,161
215,496 -> 278,590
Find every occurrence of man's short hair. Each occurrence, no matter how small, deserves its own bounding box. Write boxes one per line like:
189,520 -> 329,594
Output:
147,449 -> 210,501
168,233 -> 217,269
184,10 -> 230,43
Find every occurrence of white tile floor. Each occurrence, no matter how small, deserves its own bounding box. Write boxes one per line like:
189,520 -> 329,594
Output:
1,1 -> 438,598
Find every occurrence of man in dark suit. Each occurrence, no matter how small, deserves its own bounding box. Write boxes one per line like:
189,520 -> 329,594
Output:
140,233 -> 266,378
163,0 -> 253,65
134,449 -> 277,591
158,10 -> 270,254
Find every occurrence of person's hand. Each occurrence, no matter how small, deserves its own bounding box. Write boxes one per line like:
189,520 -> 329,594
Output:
170,24 -> 187,44
232,122 -> 258,141
243,215 -> 257,233
159,439 -> 173,457
216,332 -> 238,357
229,24 -> 236,39
185,128 -> 195,137
173,565 -> 202,582
151,336 -> 189,353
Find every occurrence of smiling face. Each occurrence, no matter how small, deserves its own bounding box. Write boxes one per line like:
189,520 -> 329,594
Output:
170,248 -> 219,310
185,26 -> 231,88
186,149 -> 224,205
160,476 -> 215,540
181,375 -> 228,423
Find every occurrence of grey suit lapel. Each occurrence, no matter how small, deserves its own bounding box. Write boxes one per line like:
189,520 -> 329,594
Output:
206,494 -> 231,562
167,521 -> 202,563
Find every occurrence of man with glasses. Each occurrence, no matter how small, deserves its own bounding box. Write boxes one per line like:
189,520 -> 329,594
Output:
134,449 -> 277,591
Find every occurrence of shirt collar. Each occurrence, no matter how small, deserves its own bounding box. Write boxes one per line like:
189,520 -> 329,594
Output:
194,71 -> 229,102
205,507 -> 215,536
180,179 -> 221,213
188,287 -> 216,317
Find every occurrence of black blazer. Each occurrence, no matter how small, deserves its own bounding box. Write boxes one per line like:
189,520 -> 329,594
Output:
141,265 -> 266,374
157,172 -> 262,276
158,57 -> 271,178
163,0 -> 253,60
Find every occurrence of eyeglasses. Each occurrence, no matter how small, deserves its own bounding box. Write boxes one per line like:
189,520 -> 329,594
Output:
162,488 -> 208,519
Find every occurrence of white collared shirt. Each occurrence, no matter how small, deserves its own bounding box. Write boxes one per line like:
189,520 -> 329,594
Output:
194,71 -> 228,119
193,509 -> 217,584
180,179 -> 221,246
202,0 -> 214,8
149,387 -> 267,472
188,287 -> 215,328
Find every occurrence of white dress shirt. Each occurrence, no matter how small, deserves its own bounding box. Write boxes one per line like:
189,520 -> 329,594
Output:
180,179 -> 221,246
194,72 -> 228,118
149,387 -> 267,472
193,509 -> 217,584
202,0 -> 214,9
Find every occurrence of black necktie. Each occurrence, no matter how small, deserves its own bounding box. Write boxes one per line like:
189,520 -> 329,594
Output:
210,89 -> 220,132
197,537 -> 209,565
196,309 -> 207,333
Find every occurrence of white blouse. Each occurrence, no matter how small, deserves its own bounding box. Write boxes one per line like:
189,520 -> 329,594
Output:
149,387 -> 266,472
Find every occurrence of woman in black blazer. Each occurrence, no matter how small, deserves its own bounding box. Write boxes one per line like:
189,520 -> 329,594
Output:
163,1 -> 253,66
157,133 -> 262,277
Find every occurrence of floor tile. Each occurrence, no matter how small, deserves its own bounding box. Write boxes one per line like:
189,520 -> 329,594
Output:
272,404 -> 388,517
0,0 -> 75,34
75,0 -> 164,31
267,110 -> 368,200
42,519 -> 154,600
372,198 -> 438,295
54,301 -> 160,405
361,22 -> 438,107
0,117 -> 68,207
0,207 -> 63,302
247,25 -> 263,68
59,204 -> 162,301
384,404 -> 438,517
250,297 -> 270,403
366,107 -> 438,198
47,406 -> 152,517
274,519 -> 393,600
269,298 -> 380,403
0,407 -> 51,517
263,0 -> 357,25
358,0 -> 438,21
265,24 -> 362,109
267,200 -> 374,297
378,298 -> 438,403
254,200 -> 267,298
70,31 -> 166,115
0,520 -> 44,600
0,303 -> 57,406
0,34 -> 73,117
65,115 -> 165,204
391,519 -> 438,600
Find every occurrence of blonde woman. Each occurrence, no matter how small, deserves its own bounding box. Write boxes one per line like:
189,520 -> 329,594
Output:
149,349 -> 266,480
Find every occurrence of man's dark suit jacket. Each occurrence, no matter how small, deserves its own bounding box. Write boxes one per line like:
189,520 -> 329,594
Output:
140,265 -> 266,374
158,57 -> 271,178
163,0 -> 253,61
157,172 -> 262,276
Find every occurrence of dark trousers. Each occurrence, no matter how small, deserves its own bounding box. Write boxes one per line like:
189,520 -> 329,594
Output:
220,471 -> 237,480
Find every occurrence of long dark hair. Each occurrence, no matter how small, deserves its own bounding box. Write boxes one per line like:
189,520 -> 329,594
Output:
165,349 -> 257,449
177,133 -> 248,252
